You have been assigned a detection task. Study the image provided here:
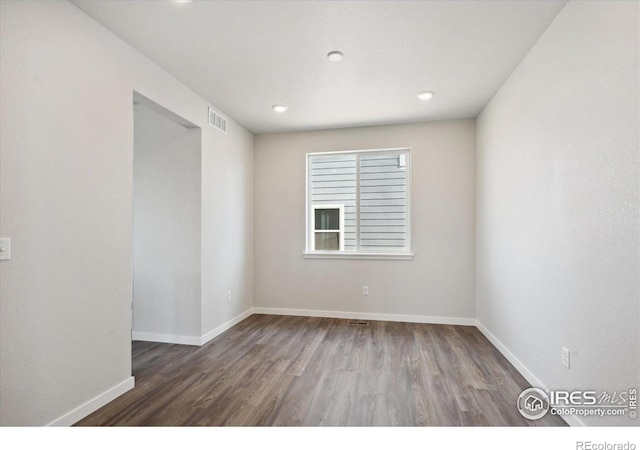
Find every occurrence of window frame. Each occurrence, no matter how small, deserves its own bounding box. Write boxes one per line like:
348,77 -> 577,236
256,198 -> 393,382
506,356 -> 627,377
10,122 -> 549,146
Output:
305,147 -> 413,260
311,204 -> 345,251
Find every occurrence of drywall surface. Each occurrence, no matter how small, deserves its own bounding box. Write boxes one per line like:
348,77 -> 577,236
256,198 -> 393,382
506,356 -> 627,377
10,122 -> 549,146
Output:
133,105 -> 201,339
476,0 -> 639,426
0,0 -> 253,425
254,120 -> 476,320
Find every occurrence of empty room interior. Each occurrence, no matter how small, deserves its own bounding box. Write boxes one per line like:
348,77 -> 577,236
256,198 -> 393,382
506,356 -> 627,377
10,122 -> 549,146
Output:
0,0 -> 638,438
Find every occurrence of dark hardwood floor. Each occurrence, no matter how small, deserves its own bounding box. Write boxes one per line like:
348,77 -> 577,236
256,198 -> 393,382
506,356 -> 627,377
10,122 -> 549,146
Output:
75,314 -> 566,426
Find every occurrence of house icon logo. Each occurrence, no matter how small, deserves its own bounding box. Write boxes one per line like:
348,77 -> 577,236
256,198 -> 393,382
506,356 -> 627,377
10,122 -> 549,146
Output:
525,395 -> 543,411
517,388 -> 550,420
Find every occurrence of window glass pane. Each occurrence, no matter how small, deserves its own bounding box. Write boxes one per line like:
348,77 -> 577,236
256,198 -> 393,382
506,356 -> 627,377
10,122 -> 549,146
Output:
314,208 -> 340,230
310,155 -> 356,250
315,232 -> 340,250
359,153 -> 407,249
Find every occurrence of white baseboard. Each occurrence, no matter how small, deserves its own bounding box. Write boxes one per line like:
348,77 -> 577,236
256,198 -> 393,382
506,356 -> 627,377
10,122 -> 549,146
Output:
475,320 -> 585,427
133,308 -> 254,346
132,331 -> 201,346
474,320 -> 546,388
200,308 -> 254,345
47,376 -> 135,427
252,307 -> 476,326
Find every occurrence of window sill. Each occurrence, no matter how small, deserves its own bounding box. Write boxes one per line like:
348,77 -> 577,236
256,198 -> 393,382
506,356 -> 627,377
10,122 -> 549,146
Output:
303,252 -> 414,261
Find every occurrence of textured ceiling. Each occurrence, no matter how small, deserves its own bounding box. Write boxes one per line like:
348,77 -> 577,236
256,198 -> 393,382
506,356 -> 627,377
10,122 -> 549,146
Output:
72,0 -> 567,133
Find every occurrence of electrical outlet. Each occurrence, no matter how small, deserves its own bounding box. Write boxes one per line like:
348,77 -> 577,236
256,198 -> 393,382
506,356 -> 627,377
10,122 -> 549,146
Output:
561,347 -> 570,369
226,291 -> 231,303
362,285 -> 369,296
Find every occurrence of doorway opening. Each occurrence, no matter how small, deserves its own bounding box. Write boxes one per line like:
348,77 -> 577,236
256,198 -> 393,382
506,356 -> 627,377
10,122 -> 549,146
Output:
132,92 -> 202,353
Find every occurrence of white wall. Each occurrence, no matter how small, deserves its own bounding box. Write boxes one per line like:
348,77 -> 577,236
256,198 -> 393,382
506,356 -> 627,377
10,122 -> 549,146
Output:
201,107 -> 254,339
0,0 -> 253,426
133,105 -> 201,341
476,0 -> 639,426
254,120 -> 475,321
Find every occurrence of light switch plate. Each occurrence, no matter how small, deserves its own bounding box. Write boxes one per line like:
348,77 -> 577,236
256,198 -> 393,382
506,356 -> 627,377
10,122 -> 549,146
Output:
0,238 -> 11,261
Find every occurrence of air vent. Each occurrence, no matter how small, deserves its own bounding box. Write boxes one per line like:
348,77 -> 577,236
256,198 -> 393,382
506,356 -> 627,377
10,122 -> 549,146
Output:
208,107 -> 227,134
347,320 -> 369,326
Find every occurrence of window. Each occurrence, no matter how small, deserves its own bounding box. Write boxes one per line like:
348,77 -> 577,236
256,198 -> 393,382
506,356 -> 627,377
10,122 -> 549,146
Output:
305,148 -> 412,259
312,204 -> 344,250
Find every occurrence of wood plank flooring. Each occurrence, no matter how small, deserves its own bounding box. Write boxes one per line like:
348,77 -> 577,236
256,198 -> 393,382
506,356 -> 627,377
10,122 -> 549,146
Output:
75,315 -> 566,426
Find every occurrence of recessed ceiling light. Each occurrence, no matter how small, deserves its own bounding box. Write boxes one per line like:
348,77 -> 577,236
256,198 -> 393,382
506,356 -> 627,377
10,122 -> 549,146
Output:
272,105 -> 288,113
327,51 -> 344,62
175,0 -> 193,3
417,91 -> 435,101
